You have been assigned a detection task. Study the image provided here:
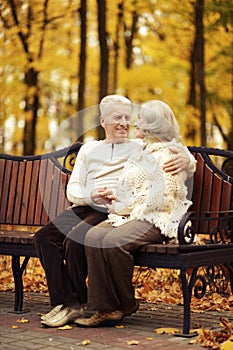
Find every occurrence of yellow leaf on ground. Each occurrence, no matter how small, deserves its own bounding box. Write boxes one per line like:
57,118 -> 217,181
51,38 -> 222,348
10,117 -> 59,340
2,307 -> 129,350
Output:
146,337 -> 153,340
154,327 -> 180,335
81,339 -> 90,345
220,339 -> 233,350
58,325 -> 72,330
127,340 -> 139,345
115,325 -> 126,328
11,326 -> 18,329
17,317 -> 29,323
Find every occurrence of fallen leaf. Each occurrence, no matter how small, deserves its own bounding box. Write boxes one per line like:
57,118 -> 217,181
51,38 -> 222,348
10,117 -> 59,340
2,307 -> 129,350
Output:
17,317 -> 29,323
58,325 -> 72,330
154,327 -> 180,335
81,339 -> 90,345
115,325 -> 126,328
146,337 -> 153,340
220,339 -> 233,350
127,340 -> 139,345
11,326 -> 18,329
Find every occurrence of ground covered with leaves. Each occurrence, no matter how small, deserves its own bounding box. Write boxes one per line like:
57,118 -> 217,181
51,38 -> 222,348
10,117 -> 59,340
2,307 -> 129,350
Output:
1,256 -> 233,349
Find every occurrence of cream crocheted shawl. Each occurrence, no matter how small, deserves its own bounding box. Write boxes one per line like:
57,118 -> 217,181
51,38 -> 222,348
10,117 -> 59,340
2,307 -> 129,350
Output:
107,140 -> 193,239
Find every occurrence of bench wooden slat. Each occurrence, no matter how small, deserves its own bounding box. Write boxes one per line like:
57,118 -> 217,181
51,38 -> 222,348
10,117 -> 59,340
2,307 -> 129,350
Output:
34,158 -> 48,225
200,164 -> 213,232
191,153 -> 204,214
209,174 -> 223,229
138,242 -> 233,254
57,172 -> 70,214
20,161 -> 33,225
0,230 -> 36,244
27,160 -> 40,225
42,159 -> 56,222
221,180 -> 232,211
13,161 -> 26,224
0,159 -> 11,222
6,161 -> 19,224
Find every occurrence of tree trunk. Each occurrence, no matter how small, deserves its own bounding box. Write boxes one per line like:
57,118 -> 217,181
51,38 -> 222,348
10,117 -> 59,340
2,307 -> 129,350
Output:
23,67 -> 39,155
77,0 -> 87,142
97,0 -> 109,139
8,0 -> 50,154
196,0 -> 206,146
187,0 -> 206,146
124,4 -> 138,69
113,1 -> 124,92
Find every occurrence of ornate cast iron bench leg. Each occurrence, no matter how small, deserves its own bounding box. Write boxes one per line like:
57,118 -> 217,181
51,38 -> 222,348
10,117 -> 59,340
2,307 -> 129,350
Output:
12,256 -> 30,313
175,268 -> 199,338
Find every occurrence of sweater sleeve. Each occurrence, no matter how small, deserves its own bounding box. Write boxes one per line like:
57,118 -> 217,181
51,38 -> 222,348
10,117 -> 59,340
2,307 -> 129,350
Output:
66,146 -> 90,206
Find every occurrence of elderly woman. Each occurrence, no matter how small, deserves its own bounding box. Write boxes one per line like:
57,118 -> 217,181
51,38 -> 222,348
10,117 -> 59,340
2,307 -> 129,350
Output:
75,100 -> 193,327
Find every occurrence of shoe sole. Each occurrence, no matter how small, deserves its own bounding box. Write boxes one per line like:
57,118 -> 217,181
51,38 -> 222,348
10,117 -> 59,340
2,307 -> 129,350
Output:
75,318 -> 122,328
122,300 -> 139,318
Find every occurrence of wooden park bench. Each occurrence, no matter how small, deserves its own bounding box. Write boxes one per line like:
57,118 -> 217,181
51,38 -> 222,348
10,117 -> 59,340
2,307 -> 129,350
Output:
0,143 -> 233,336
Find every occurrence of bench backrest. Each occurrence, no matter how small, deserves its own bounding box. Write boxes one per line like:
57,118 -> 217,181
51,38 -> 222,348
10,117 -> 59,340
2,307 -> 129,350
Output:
188,146 -> 233,234
0,157 -> 69,226
0,144 -> 232,231
0,143 -> 82,227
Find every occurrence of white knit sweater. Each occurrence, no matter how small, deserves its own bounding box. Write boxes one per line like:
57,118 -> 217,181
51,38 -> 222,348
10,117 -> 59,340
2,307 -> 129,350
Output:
107,140 -> 193,239
66,139 -> 143,209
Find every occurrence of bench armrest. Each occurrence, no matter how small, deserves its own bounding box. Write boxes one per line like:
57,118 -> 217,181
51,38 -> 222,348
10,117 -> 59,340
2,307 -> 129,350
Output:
178,210 -> 233,245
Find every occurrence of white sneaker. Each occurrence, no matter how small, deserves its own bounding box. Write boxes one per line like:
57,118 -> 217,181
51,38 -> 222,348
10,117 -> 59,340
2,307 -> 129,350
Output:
41,304 -> 63,321
41,305 -> 86,327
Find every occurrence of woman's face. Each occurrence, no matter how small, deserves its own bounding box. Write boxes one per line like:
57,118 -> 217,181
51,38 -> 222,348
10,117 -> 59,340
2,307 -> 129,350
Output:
134,112 -> 145,139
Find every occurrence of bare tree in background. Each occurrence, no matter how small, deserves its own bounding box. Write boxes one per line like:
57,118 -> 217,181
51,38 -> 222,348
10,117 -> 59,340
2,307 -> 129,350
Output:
188,0 -> 206,146
77,0 -> 87,142
96,0 -> 109,139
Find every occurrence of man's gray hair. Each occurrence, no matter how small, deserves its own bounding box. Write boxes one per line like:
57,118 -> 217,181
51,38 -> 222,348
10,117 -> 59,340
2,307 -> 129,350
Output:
99,95 -> 131,117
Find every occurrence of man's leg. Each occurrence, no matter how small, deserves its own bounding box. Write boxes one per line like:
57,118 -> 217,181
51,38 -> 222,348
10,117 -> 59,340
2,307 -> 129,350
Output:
34,206 -> 107,307
37,207 -> 107,327
34,208 -> 81,307
63,208 -> 108,306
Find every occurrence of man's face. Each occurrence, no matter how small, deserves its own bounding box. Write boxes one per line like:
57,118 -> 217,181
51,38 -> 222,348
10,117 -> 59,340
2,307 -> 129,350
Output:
100,104 -> 131,143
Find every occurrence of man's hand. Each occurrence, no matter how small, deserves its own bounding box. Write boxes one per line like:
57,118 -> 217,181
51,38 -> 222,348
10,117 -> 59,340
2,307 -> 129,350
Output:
163,146 -> 190,175
91,187 -> 116,205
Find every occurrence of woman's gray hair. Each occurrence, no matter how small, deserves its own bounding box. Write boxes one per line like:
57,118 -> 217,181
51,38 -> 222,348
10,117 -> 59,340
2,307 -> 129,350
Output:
140,100 -> 180,142
99,95 -> 131,117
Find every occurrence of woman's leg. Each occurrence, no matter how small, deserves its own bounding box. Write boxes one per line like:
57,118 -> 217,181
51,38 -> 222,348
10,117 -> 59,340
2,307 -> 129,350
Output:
102,220 -> 163,311
85,220 -> 163,312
